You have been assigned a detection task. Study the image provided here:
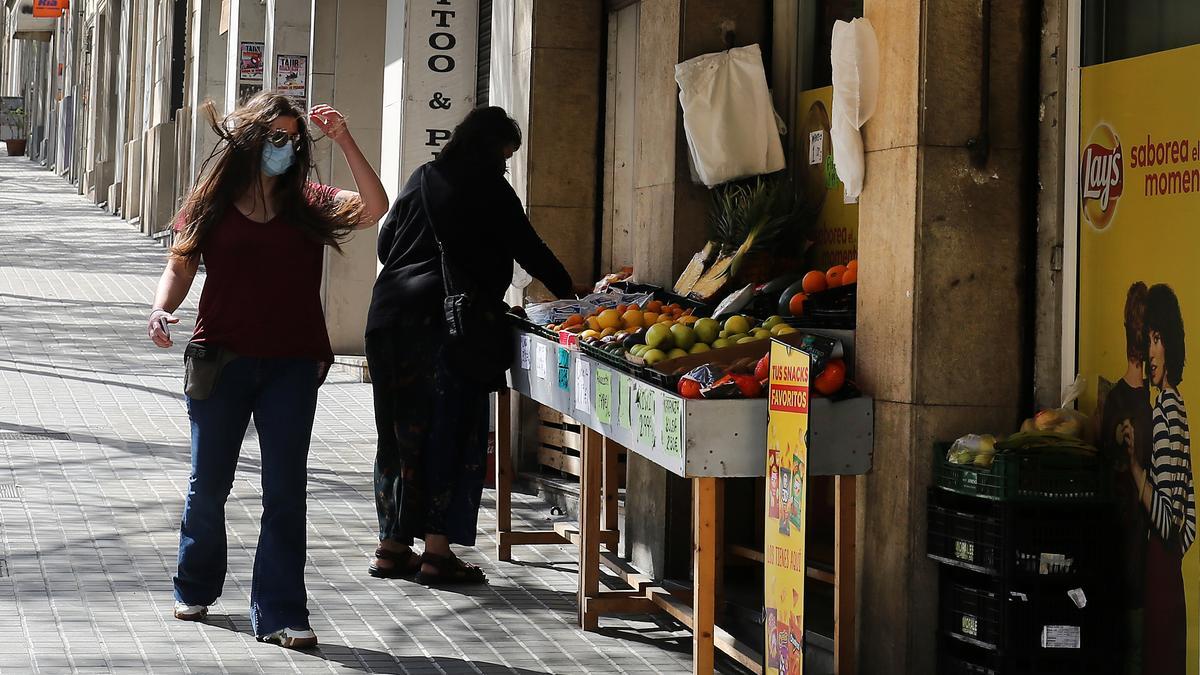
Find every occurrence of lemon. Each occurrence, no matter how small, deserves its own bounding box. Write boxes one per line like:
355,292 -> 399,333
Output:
598,309 -> 623,330
622,309 -> 644,329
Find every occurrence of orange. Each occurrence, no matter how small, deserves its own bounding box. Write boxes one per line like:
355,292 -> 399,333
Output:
628,303 -> 641,312
788,293 -> 807,317
841,267 -> 857,285
846,259 -> 858,272
564,314 -> 584,328
645,300 -> 663,313
802,270 -> 827,294
826,265 -> 848,288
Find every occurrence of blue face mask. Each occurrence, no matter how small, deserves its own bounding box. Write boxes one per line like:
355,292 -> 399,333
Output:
261,143 -> 295,177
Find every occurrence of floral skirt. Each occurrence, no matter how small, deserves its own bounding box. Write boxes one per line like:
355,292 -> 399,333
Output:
365,319 -> 489,547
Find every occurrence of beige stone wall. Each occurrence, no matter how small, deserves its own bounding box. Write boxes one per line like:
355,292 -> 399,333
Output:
855,0 -> 1036,671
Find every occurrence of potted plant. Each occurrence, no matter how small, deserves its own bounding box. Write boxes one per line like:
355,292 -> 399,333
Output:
4,107 -> 28,157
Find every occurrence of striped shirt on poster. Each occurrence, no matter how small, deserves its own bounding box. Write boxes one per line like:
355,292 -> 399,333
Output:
1150,387 -> 1197,554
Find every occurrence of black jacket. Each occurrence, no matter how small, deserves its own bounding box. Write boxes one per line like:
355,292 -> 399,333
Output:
366,161 -> 574,335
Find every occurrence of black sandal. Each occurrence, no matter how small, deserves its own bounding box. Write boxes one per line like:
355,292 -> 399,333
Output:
415,552 -> 488,586
368,546 -> 422,579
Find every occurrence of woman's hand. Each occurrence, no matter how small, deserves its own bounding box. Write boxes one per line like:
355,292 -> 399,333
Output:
310,103 -> 389,226
309,105 -> 350,146
148,309 -> 179,348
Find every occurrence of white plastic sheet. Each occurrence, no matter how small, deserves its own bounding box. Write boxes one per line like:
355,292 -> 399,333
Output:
675,44 -> 785,188
830,18 -> 880,202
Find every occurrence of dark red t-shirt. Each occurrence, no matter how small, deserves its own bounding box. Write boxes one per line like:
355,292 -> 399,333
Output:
182,183 -> 339,364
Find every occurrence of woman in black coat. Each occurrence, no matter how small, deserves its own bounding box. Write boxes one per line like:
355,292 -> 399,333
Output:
364,107 -> 573,584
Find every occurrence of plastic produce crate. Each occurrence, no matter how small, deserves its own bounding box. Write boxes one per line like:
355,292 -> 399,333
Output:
927,489 -> 1114,577
933,442 -> 1110,502
938,570 -> 1117,660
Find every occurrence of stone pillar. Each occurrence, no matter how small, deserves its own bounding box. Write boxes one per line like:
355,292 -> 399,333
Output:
855,1 -> 1034,672
225,0 -> 266,111
310,0 -> 387,356
188,0 -> 226,184
264,0 -> 312,104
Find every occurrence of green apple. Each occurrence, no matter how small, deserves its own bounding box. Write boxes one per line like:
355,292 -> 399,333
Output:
762,315 -> 785,330
670,324 -> 697,351
642,349 -> 667,365
711,338 -> 732,350
645,323 -> 675,350
694,318 -> 720,345
667,348 -> 689,360
724,315 -> 752,335
689,343 -> 711,354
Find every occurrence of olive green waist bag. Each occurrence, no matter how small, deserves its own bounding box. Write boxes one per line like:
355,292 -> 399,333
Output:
183,342 -> 240,400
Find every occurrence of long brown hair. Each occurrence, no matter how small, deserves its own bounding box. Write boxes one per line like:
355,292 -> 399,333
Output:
171,92 -> 361,259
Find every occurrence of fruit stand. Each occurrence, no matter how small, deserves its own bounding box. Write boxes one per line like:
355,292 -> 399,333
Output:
495,327 -> 874,674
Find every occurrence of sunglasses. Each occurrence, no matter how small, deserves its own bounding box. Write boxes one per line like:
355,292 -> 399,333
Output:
264,128 -> 306,149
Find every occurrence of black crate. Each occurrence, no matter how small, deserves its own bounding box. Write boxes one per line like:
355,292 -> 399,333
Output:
938,570 -> 1118,658
927,489 -> 1115,577
934,442 -> 1111,502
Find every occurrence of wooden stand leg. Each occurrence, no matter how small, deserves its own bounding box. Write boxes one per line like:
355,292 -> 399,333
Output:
834,475 -> 857,675
693,477 -> 717,675
602,439 -> 622,553
578,427 -> 603,630
495,390 -> 514,562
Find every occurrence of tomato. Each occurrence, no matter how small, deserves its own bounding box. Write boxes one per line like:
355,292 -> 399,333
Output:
814,359 -> 847,396
755,353 -> 771,382
788,292 -> 807,317
733,374 -> 763,398
677,378 -> 703,399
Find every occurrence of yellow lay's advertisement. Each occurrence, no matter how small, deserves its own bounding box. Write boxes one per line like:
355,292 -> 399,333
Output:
1079,44 -> 1200,675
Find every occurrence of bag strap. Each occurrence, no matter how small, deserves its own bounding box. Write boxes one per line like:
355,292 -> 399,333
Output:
417,163 -> 461,297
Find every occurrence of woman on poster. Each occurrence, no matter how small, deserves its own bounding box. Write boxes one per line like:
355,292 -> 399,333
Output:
1101,282 -> 1152,674
1125,283 -> 1197,675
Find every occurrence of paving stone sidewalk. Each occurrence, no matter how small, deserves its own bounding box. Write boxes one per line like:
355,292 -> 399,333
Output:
0,155 -> 695,674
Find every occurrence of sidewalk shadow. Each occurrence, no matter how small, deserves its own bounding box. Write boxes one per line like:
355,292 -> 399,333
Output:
206,613 -> 552,674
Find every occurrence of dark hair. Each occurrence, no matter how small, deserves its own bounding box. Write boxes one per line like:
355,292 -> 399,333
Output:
1124,281 -> 1149,361
434,106 -> 522,175
1146,283 -> 1186,386
171,91 -> 362,259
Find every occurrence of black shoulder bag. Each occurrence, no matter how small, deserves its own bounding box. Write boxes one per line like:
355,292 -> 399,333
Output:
419,166 -> 516,391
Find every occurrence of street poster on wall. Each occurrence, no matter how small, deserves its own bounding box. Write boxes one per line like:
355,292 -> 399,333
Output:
239,42 -> 263,83
275,55 -> 307,102
764,340 -> 810,675
1078,43 -> 1200,675
797,86 -> 858,271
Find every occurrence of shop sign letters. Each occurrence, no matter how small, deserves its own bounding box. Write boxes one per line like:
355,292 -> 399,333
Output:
401,0 -> 479,179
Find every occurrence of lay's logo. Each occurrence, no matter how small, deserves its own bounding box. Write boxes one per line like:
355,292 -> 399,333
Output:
1080,124 -> 1124,230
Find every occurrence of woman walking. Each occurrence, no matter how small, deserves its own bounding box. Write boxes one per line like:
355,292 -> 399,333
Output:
1125,283 -> 1196,675
365,106 -> 573,584
146,92 -> 387,648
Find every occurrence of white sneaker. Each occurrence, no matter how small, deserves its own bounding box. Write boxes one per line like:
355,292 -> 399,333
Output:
257,627 -> 318,650
173,602 -> 208,621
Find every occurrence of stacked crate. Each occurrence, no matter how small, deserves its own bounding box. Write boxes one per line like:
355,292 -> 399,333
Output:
926,444 -> 1119,674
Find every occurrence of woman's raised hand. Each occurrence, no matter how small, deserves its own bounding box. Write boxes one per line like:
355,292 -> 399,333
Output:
309,105 -> 349,144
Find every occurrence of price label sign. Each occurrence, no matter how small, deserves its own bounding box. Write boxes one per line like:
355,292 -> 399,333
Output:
520,335 -> 531,370
618,374 -> 633,430
557,347 -> 570,391
662,395 -> 682,456
636,385 -> 657,447
595,368 -> 613,425
535,343 -> 549,379
574,359 -> 592,414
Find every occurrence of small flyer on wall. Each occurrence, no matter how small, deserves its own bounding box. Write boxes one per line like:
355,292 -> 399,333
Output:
238,42 -> 263,83
275,55 -> 307,101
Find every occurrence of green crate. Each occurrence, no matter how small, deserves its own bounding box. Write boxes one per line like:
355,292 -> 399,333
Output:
933,442 -> 1110,502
